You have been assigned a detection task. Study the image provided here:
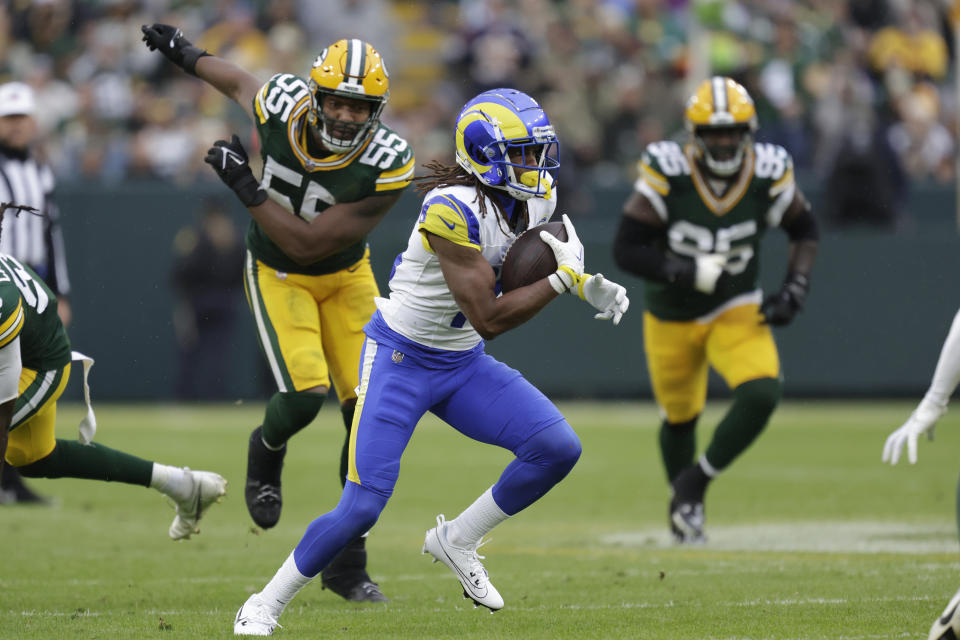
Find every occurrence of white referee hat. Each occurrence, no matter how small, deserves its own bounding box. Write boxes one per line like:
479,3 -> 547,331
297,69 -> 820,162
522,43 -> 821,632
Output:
0,82 -> 35,117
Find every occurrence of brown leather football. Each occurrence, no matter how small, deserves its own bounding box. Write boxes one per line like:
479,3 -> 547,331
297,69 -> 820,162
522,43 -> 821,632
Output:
500,221 -> 567,292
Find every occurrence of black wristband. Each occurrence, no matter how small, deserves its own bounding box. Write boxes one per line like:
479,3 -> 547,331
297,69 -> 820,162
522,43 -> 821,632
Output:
222,170 -> 267,207
182,46 -> 211,76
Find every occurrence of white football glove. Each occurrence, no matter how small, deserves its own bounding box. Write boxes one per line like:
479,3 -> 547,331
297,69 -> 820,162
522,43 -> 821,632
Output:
540,214 -> 585,294
881,395 -> 947,465
576,273 -> 630,325
694,254 -> 728,294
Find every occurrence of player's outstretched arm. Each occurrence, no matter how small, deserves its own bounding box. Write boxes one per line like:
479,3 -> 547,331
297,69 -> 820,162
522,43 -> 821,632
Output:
141,24 -> 259,121
883,307 -> 960,465
431,234 -> 556,340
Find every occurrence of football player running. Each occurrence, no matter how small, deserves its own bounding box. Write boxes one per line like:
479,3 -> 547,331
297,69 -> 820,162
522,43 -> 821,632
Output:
141,26 -> 415,601
882,307 -> 960,639
230,89 -> 628,635
0,202 -> 226,541
613,76 -> 818,544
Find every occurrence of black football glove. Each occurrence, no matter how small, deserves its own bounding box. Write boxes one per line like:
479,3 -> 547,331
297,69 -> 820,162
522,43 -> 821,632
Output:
140,23 -> 210,76
204,135 -> 268,208
760,272 -> 809,326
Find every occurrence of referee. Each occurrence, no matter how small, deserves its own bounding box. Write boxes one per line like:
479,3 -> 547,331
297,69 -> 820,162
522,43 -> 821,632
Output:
0,81 -> 71,505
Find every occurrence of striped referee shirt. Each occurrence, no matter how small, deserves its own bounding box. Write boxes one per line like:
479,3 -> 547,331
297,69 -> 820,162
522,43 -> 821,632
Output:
0,147 -> 69,297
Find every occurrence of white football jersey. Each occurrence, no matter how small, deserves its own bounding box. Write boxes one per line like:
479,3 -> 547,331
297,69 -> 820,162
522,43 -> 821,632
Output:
377,183 -> 557,351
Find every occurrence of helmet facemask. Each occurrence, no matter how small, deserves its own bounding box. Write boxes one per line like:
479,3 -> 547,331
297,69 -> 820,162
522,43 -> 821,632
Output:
494,134 -> 559,200
693,124 -> 752,177
306,38 -> 390,154
307,85 -> 385,154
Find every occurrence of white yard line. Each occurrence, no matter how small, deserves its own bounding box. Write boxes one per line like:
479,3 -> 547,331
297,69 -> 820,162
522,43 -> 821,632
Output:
602,521 -> 960,554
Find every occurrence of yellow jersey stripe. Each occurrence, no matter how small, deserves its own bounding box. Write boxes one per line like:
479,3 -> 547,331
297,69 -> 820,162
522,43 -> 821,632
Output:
375,179 -> 411,192
0,302 -> 24,348
378,156 -> 416,180
255,86 -> 269,125
641,175 -> 669,196
639,161 -> 669,187
769,166 -> 795,198
375,163 -> 415,191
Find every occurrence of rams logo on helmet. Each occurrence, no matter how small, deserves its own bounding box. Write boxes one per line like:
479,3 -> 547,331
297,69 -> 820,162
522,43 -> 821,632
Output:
454,88 -> 559,201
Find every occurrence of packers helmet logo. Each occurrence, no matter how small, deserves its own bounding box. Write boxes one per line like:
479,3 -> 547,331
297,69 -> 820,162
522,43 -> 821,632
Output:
685,76 -> 757,131
309,39 -> 388,99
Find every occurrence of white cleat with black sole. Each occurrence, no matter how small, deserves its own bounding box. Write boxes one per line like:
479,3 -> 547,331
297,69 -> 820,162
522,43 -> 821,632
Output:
422,514 -> 504,611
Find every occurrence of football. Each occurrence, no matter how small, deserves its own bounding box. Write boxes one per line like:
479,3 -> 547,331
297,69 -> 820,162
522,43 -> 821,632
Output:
500,221 -> 567,293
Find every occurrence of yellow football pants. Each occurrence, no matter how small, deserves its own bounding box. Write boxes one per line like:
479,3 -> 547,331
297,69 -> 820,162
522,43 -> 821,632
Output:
4,363 -> 71,467
643,304 -> 780,424
243,249 -> 378,399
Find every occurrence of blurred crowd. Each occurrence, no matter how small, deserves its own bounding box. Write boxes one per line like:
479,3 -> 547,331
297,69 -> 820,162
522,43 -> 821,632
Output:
1,0 -> 957,226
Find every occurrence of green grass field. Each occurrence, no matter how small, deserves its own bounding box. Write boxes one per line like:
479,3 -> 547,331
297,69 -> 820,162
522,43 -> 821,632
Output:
3,400 -> 960,639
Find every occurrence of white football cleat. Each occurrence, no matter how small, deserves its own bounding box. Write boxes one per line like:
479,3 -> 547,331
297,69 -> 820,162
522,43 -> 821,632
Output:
169,468 -> 227,540
422,514 -> 504,611
929,587 -> 960,640
234,593 -> 281,636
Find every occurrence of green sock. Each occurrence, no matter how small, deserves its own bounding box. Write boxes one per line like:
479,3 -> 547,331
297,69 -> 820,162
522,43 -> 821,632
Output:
704,377 -> 781,471
18,439 -> 153,486
261,391 -> 326,449
659,417 -> 698,483
339,403 -> 356,489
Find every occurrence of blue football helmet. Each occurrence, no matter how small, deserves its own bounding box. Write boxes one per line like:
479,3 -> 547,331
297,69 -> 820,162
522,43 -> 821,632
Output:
454,88 -> 560,201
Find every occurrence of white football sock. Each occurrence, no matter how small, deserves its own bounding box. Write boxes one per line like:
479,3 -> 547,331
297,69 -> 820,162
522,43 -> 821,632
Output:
924,307 -> 960,407
446,486 -> 509,548
149,464 -> 192,502
259,552 -> 312,616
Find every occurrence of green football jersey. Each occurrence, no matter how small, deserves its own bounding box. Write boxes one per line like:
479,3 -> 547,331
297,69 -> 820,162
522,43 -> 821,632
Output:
249,73 -> 415,275
635,140 -> 797,321
0,254 -> 71,371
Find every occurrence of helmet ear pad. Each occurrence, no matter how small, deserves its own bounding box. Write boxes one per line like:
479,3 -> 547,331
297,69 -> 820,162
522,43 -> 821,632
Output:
455,116 -> 507,187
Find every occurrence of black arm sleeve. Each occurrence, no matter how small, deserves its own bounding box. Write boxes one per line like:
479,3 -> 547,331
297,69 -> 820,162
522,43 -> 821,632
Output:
613,215 -> 695,287
781,202 -> 819,243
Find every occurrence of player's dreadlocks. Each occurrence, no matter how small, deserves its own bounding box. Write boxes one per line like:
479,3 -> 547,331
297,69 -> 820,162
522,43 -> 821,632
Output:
414,161 -> 527,235
0,202 -> 41,244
